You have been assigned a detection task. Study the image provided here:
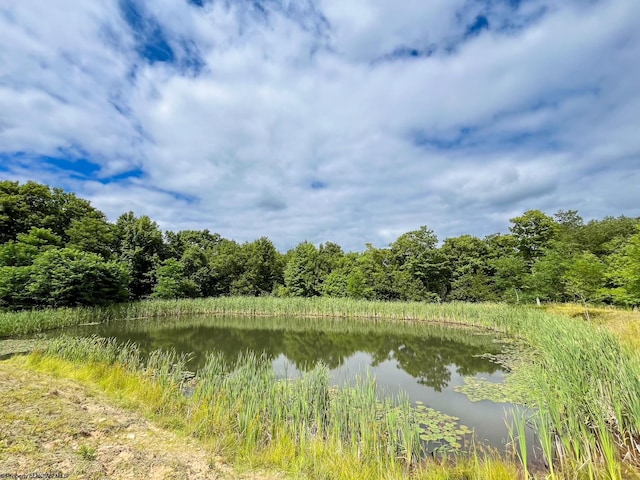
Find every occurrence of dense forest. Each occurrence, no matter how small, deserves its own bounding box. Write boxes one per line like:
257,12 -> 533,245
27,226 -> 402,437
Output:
1,180 -> 639,309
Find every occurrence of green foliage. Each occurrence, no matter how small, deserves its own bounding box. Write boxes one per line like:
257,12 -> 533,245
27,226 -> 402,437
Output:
346,269 -> 372,299
208,239 -> 244,296
236,237 -> 283,296
580,215 -> 640,256
1,179 -> 639,309
490,254 -> 527,302
0,180 -> 100,243
152,259 -> 199,299
527,243 -> 572,302
564,251 -> 606,303
115,212 -> 165,298
27,248 -> 130,307
16,227 -> 62,249
78,444 -> 97,461
355,245 -> 397,300
284,241 -> 322,297
321,267 -> 350,297
165,229 -> 221,259
0,240 -> 39,267
607,227 -> 640,306
66,213 -> 115,259
0,265 -> 33,308
442,235 -> 495,302
391,226 -> 449,299
509,209 -> 558,263
554,209 -> 584,247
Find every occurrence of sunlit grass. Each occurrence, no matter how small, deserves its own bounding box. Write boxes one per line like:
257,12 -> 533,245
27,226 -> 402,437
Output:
4,297 -> 640,478
544,303 -> 640,349
20,337 -> 490,478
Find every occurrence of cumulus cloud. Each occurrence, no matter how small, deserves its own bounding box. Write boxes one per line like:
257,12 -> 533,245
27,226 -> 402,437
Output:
0,0 -> 638,251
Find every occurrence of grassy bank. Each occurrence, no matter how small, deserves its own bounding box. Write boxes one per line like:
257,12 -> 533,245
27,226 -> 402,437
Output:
14,336 -> 519,480
2,297 -> 640,478
0,357 -> 239,480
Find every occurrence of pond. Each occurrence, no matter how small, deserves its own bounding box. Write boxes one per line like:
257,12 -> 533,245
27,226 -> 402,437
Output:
48,314 -> 532,454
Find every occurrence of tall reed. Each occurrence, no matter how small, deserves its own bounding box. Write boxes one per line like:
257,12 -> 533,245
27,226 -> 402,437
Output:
30,337 -> 444,477
502,313 -> 640,477
7,297 -> 640,477
1,296 -> 547,338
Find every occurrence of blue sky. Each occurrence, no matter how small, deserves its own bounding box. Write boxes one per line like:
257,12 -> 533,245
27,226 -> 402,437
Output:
1,0 -> 638,251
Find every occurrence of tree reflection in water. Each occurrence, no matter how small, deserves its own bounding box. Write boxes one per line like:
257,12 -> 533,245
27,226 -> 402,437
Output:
57,315 -> 504,392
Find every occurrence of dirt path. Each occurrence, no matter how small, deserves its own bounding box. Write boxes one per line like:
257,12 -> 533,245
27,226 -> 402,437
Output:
0,360 -> 281,480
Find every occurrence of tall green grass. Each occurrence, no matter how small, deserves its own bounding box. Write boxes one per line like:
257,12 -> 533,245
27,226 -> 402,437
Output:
5,297 -> 640,477
1,296 -> 546,338
32,336 -> 453,477
507,315 -> 640,477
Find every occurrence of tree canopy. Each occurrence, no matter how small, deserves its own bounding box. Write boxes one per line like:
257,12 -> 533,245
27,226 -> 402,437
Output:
1,180 -> 639,309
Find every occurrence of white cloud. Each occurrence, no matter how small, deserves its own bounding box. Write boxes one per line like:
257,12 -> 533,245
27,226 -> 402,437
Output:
0,0 -> 639,251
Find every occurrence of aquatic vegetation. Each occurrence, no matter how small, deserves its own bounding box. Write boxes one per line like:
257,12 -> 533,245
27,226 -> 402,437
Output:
24,336 -> 479,477
0,297 -> 547,338
4,297 -> 640,477
413,401 -> 471,450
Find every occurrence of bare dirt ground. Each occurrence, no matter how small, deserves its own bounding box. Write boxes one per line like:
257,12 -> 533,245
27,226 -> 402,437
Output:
0,359 -> 281,480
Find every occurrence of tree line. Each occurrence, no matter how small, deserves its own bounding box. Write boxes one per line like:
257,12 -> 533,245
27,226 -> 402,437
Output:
1,180 -> 639,309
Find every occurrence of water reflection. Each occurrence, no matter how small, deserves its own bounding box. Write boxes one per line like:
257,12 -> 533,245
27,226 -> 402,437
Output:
48,315 -> 528,451
56,316 -> 504,392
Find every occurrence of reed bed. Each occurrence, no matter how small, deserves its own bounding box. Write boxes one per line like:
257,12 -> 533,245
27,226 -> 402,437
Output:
33,336 -> 452,477
6,297 -> 640,478
1,296 -> 546,338
507,315 -> 640,478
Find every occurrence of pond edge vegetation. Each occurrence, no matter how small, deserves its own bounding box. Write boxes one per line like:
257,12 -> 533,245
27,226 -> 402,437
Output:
2,297 -> 640,479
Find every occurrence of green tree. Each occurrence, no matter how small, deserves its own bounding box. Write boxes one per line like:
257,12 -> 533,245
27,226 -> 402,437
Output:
390,226 -> 449,299
0,228 -> 63,308
0,265 -> 33,308
0,241 -> 39,268
491,254 -> 528,302
321,252 -> 358,298
346,268 -> 372,299
509,210 -> 558,264
318,242 -> 345,273
322,269 -> 350,297
0,180 -> 101,243
554,209 -> 584,248
114,212 -> 165,298
284,241 -> 322,297
607,227 -> 640,306
233,237 -> 284,296
579,216 -> 640,257
177,245 -> 213,297
442,235 -> 495,301
152,258 -> 199,299
208,239 -> 245,296
27,248 -> 130,307
527,242 -> 574,302
66,214 -> 115,259
165,229 -> 222,260
355,245 -> 396,300
564,252 -> 605,319
16,227 -> 62,249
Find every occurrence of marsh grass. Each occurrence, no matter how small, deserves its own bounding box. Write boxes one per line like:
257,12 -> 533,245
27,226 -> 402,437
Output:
480,312 -> 640,478
1,297 -> 547,338
546,304 -> 640,351
24,336 -> 485,478
5,297 -> 640,478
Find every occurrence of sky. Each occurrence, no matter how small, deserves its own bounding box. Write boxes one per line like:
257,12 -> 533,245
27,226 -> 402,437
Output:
1,0 -> 639,252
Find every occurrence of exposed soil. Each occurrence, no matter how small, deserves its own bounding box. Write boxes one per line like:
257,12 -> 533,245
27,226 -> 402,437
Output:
0,360 -> 281,480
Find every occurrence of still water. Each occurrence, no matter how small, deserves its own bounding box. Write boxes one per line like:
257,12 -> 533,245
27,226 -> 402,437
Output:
54,315 -> 526,451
